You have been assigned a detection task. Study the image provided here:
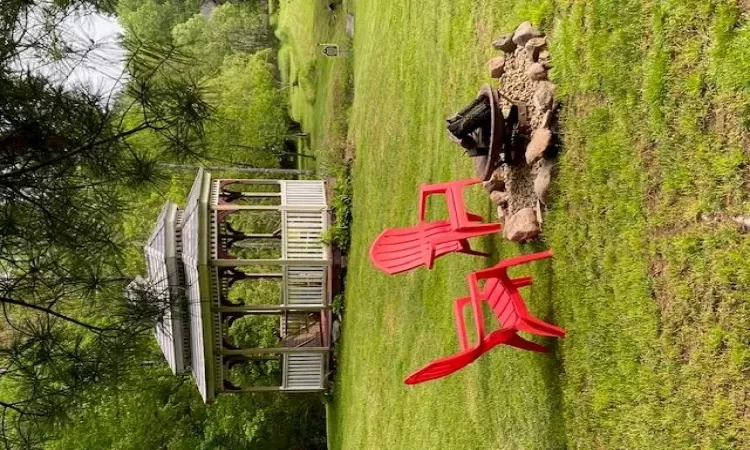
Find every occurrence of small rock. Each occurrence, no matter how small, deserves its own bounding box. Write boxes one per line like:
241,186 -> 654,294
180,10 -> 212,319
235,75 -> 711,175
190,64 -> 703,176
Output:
527,63 -> 548,81
488,56 -> 505,78
534,159 -> 554,204
490,167 -> 506,183
733,215 -> 750,231
483,168 -> 506,192
489,190 -> 510,206
533,82 -> 556,112
497,205 -> 506,220
512,21 -> 544,47
525,128 -> 552,164
504,208 -> 541,242
525,37 -> 547,50
492,34 -> 517,53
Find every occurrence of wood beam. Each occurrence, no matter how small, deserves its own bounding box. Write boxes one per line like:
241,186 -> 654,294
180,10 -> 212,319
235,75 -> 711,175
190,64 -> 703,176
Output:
217,386 -> 283,393
218,347 -> 329,356
212,258 -> 330,267
216,305 -> 327,313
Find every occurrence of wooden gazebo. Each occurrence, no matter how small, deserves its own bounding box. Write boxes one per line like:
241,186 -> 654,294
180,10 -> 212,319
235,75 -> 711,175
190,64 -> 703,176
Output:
142,169 -> 333,402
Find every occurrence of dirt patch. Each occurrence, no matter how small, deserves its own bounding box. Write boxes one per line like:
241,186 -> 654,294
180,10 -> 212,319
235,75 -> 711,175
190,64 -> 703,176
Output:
649,256 -> 672,316
649,213 -> 750,240
344,141 -> 356,164
639,140 -> 663,213
497,45 -> 552,130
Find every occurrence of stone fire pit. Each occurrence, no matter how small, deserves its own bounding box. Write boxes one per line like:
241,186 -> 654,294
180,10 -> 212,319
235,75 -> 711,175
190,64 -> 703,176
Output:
447,21 -> 561,242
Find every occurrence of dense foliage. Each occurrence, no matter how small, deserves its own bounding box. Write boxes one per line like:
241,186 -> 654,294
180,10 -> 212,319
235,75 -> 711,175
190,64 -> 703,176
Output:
0,0 -> 325,448
46,366 -> 325,450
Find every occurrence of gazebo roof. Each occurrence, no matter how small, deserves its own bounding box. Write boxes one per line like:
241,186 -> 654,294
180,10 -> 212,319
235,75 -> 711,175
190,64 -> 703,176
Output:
144,201 -> 188,375
179,168 -> 215,402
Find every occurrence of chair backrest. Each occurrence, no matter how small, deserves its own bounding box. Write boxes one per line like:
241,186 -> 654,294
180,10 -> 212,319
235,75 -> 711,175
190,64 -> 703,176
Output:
481,277 -> 522,330
369,221 -> 454,274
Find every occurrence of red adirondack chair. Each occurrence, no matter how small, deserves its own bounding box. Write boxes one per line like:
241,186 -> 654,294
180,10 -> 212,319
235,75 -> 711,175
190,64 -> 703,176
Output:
467,250 -> 565,338
404,294 -> 547,385
404,250 -> 564,385
418,178 -> 486,230
369,220 -> 500,275
370,179 -> 501,275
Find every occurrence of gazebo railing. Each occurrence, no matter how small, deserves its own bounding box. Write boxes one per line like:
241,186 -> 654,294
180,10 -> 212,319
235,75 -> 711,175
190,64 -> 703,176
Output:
282,352 -> 326,390
203,177 -> 331,397
280,180 -> 329,261
282,266 -> 327,307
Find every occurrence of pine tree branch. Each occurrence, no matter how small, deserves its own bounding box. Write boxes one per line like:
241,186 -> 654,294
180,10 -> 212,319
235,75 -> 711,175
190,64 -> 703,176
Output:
0,297 -> 107,334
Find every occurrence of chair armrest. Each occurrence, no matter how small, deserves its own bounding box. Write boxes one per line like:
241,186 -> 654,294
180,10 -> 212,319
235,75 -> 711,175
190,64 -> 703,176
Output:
418,184 -> 448,223
453,297 -> 472,351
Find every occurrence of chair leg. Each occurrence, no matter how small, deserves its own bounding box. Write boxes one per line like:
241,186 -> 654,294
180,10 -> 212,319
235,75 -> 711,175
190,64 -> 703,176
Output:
511,276 -> 533,288
518,316 -> 566,338
404,349 -> 480,385
467,212 -> 484,222
418,185 -> 448,223
447,180 -> 483,229
497,250 -> 553,270
457,223 -> 502,238
505,334 -> 548,353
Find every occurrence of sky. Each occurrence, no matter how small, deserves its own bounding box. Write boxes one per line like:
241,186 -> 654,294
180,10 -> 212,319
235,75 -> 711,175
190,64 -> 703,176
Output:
58,10 -> 126,99
18,6 -> 127,103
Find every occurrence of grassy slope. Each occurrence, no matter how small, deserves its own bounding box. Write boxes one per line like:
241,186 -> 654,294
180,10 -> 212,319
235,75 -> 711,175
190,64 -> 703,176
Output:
276,0 -> 352,174
279,0 -> 750,449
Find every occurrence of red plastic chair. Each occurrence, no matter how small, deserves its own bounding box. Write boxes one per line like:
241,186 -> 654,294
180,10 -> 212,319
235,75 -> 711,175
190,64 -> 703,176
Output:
369,220 -> 500,275
404,250 -> 564,385
468,249 -> 565,338
418,178 -> 486,230
369,179 -> 500,275
404,295 -> 546,385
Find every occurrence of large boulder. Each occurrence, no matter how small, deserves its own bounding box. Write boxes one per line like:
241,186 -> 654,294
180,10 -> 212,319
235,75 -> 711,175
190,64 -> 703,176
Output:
525,128 -> 552,164
527,62 -> 548,81
489,190 -> 510,206
504,208 -> 540,242
492,33 -> 517,53
533,81 -> 556,112
483,167 -> 506,192
512,21 -> 544,47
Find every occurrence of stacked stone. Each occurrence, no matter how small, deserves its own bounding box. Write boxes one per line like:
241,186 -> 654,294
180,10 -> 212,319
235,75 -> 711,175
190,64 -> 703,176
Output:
484,21 -> 559,242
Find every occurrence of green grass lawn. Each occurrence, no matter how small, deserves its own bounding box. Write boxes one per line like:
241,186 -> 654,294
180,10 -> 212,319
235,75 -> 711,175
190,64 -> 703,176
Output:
278,0 -> 750,449
276,0 -> 353,174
